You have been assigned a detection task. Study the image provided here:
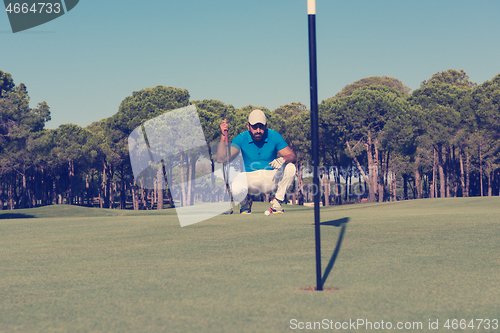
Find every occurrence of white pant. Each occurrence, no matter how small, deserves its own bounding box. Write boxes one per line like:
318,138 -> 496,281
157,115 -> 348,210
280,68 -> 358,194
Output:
231,163 -> 296,203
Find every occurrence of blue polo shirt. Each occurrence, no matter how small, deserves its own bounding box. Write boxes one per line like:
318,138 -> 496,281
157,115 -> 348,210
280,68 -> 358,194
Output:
231,129 -> 288,172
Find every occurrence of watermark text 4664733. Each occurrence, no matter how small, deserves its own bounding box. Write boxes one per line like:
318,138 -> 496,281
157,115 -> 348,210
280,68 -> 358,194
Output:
3,0 -> 79,33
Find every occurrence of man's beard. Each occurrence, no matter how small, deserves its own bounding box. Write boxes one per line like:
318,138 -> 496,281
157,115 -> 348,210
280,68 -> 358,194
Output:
250,131 -> 263,142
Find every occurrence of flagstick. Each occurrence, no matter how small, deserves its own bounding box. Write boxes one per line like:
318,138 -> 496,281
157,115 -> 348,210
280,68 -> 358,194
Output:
308,0 -> 322,291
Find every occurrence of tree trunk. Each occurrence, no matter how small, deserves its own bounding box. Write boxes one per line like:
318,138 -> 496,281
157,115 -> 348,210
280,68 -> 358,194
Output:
430,147 -> 437,198
376,148 -> 384,203
335,168 -> 342,205
67,160 -> 74,205
445,148 -> 451,198
138,184 -> 144,209
21,173 -> 27,208
369,138 -> 380,203
479,145 -> 484,197
108,165 -> 114,209
120,164 -> 126,209
90,170 -> 95,207
403,174 -> 408,200
325,170 -> 331,206
139,180 -> 147,209
189,154 -> 196,206
46,172 -> 51,206
132,179 -> 139,210
438,163 -> 445,198
0,178 -> 3,210
346,140 -> 372,201
488,171 -> 493,197
150,188 -> 155,210
28,173 -> 34,208
186,156 -> 192,206
438,146 -> 446,198
85,174 -> 90,207
209,146 -> 216,203
157,165 -> 164,210
459,150 -> 466,197
40,166 -> 46,206
451,146 -> 457,197
357,174 -> 362,202
166,187 -> 174,208
110,177 -> 116,209
298,161 -> 304,194
496,170 -> 499,197
392,172 -> 397,201
8,172 -> 15,210
52,177 -> 57,205
296,161 -> 304,204
164,160 -> 174,202
385,151 -> 391,200
78,174 -> 83,206
415,160 -> 422,199
344,169 -> 349,202
101,164 -> 106,208
465,150 -> 470,197
98,170 -> 103,208
179,153 -> 187,207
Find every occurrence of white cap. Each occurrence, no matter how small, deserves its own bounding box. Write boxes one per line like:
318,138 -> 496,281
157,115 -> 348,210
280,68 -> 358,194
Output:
248,109 -> 267,125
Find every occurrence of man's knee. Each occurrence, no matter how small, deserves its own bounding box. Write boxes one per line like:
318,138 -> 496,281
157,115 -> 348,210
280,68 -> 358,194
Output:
231,174 -> 248,203
284,163 -> 296,177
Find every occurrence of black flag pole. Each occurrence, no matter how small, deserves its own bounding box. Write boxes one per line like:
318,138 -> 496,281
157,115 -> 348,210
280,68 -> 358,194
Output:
307,0 -> 322,291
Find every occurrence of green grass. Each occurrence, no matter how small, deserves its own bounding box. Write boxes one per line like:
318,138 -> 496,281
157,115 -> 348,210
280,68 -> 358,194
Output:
1,197 -> 499,332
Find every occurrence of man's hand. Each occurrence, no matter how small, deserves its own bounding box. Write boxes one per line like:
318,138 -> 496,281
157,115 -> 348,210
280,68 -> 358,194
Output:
218,118 -> 239,163
269,157 -> 285,169
220,119 -> 229,137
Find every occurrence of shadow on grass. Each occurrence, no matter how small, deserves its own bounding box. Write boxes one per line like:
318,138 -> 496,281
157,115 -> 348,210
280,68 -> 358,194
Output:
320,217 -> 349,287
0,213 -> 36,219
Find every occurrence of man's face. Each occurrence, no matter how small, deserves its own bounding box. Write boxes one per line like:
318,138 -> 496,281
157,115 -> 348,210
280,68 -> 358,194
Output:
247,122 -> 266,142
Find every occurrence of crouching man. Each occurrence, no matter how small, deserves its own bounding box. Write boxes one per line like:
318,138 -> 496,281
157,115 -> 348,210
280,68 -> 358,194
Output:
217,109 -> 296,214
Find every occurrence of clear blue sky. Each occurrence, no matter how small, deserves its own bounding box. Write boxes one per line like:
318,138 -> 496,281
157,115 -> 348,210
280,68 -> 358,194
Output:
2,0 -> 500,129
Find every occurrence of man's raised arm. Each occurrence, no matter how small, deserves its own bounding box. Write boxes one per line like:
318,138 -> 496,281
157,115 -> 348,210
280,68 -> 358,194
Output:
217,119 -> 239,163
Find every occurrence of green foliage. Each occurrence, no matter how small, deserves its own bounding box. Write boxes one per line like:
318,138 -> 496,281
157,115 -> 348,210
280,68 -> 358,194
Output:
324,86 -> 418,154
273,102 -> 307,120
0,70 -> 15,96
194,99 -> 237,143
420,69 -> 476,88
461,75 -> 500,174
321,86 -> 420,201
0,72 -> 51,176
2,67 -> 500,209
114,86 -> 190,135
466,74 -> 500,131
328,76 -> 411,100
281,106 -> 310,161
411,83 -> 468,147
87,86 -> 192,168
51,124 -> 91,166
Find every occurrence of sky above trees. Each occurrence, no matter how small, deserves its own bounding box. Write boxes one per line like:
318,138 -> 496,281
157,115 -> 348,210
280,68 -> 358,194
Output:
2,0 -> 500,129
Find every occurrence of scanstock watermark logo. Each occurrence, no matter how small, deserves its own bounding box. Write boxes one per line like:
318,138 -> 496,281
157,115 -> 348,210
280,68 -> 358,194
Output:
3,0 -> 79,33
128,105 -> 247,227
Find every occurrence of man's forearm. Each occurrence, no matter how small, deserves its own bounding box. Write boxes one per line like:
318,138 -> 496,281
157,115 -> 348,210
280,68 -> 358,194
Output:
217,137 -> 227,162
283,154 -> 297,164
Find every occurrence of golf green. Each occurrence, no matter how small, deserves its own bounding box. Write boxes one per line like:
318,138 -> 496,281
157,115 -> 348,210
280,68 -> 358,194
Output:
1,197 -> 499,332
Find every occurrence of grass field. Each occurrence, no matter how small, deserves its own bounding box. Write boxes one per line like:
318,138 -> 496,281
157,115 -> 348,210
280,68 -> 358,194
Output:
1,197 -> 499,332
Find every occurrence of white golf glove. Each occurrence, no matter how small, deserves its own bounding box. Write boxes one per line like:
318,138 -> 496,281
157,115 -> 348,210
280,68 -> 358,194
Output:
269,157 -> 285,169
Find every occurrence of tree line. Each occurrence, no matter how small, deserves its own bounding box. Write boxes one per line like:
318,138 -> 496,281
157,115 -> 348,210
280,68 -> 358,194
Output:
1,69 -> 499,210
